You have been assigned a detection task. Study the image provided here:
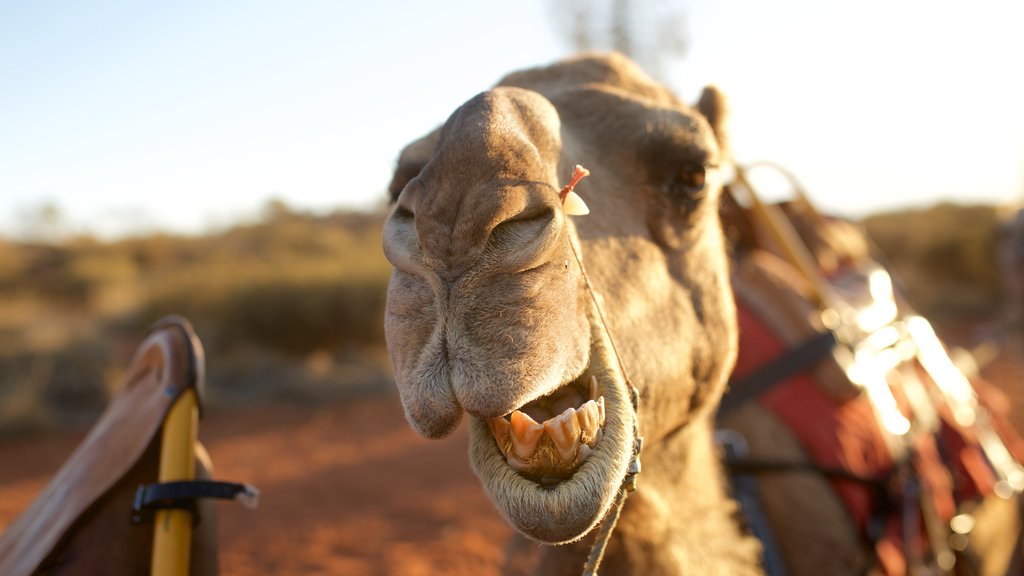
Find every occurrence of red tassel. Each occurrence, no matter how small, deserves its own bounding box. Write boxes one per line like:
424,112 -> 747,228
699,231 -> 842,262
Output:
559,164 -> 590,203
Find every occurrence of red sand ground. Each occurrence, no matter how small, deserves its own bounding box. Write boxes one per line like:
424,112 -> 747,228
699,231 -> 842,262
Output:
1,336 -> 1020,575
0,396 -> 513,576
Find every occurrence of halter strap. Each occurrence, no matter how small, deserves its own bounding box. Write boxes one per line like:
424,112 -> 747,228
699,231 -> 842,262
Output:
560,165 -> 643,576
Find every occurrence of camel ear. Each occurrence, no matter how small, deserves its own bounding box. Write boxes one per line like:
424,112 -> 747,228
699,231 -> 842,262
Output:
696,85 -> 730,160
388,128 -> 441,203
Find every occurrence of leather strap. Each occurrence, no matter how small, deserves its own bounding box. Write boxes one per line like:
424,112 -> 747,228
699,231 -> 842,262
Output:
133,480 -> 259,524
718,330 -> 837,419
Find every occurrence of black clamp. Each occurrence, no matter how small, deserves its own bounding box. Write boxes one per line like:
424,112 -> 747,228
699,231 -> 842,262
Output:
133,480 -> 260,525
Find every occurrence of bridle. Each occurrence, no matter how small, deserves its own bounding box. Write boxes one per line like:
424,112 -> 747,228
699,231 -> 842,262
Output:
560,165 -> 644,576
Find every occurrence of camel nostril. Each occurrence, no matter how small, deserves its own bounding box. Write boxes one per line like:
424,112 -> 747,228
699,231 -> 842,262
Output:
404,216 -> 422,253
485,205 -> 564,275
393,204 -> 414,220
491,206 -> 555,241
382,202 -> 428,273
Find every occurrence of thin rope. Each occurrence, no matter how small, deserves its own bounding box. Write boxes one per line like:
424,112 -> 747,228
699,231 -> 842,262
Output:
561,165 -> 642,576
561,166 -> 633,393
581,484 -> 629,576
568,238 -> 636,395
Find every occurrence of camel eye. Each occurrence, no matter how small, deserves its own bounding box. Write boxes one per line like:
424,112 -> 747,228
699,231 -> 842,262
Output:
663,163 -> 713,212
672,164 -> 707,194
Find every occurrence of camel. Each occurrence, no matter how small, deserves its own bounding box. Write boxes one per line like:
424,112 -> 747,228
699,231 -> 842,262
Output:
0,317 -> 227,576
382,53 -> 762,574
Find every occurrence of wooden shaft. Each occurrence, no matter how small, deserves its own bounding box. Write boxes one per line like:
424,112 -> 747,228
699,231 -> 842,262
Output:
151,388 -> 198,576
732,165 -> 834,310
746,161 -> 830,232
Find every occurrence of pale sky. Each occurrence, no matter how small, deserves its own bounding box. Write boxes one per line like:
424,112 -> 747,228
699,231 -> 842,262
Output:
1,0 -> 1021,239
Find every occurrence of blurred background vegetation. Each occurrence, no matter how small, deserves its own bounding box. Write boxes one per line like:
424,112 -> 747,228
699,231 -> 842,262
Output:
0,201 -> 393,436
1,197 -> 1018,437
863,203 -> 1007,319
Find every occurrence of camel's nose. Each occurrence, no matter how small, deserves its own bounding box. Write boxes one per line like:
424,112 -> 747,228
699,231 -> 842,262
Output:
384,86 -> 568,283
428,191 -> 564,282
385,177 -> 566,285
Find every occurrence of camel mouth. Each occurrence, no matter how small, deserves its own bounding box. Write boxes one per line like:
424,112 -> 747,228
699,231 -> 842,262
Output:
486,374 -> 605,485
468,308 -> 635,544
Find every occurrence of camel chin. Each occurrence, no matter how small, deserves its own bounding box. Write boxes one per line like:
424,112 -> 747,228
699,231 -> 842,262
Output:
468,300 -> 636,544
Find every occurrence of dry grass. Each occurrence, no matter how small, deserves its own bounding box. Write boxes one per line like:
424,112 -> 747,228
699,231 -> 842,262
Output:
861,203 -> 1004,320
0,207 -> 394,436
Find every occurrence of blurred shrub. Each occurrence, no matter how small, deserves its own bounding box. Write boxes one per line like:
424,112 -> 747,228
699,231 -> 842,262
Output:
214,277 -> 386,354
862,203 -> 1002,317
142,273 -> 387,356
0,207 -> 395,433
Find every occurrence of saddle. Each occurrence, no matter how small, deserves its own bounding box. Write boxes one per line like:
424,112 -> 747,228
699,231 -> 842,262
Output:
719,232 -> 1024,575
0,316 -> 217,576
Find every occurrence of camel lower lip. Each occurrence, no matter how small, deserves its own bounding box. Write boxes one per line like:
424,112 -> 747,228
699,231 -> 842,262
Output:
487,375 -> 606,484
466,295 -> 636,544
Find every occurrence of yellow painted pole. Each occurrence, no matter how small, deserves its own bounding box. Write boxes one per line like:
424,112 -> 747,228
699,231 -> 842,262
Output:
745,161 -> 830,232
151,388 -> 198,576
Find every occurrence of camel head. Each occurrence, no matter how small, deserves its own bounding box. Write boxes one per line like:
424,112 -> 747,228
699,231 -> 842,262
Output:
382,53 -> 736,544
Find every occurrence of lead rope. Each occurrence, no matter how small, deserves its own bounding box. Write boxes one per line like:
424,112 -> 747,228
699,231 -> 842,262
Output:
581,383 -> 641,576
560,165 -> 644,576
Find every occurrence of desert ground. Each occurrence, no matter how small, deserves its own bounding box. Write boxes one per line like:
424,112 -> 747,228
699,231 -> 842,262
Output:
1,332 -> 1021,575
0,393 -> 514,575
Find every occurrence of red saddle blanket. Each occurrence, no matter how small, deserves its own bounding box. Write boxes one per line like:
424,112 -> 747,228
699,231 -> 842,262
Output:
727,254 -> 1021,574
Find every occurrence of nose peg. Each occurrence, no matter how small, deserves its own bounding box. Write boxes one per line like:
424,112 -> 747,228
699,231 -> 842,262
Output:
559,165 -> 591,216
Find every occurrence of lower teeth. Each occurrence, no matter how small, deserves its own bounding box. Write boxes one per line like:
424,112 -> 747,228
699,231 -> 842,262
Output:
488,386 -> 606,481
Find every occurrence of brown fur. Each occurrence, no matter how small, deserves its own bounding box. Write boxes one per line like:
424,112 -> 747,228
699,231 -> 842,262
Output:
383,53 -> 761,574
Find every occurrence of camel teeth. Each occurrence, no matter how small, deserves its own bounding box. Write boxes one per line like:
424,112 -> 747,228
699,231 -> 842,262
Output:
510,410 -> 545,459
487,417 -> 511,456
506,454 -> 532,473
544,407 -> 581,461
589,375 -> 599,401
563,191 -> 590,215
574,443 -> 593,466
577,400 -> 601,445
